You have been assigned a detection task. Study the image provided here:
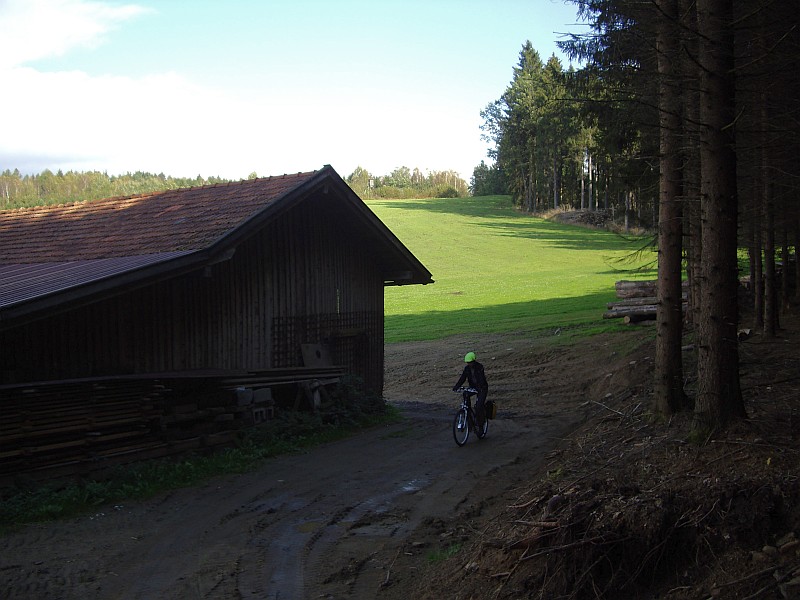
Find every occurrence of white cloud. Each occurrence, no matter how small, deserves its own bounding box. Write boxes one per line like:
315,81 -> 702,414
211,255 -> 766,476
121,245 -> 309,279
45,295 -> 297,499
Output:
0,0 -> 486,181
0,0 -> 150,69
2,65 -> 264,177
2,61 -> 484,180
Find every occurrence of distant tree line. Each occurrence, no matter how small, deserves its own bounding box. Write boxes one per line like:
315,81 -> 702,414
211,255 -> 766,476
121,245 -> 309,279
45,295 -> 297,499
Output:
346,166 -> 468,200
0,169 -> 229,210
0,166 -> 471,210
480,1 -> 799,436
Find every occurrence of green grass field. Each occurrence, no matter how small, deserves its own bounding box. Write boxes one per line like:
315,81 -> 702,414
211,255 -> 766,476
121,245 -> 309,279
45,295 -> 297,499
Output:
368,195 -> 657,343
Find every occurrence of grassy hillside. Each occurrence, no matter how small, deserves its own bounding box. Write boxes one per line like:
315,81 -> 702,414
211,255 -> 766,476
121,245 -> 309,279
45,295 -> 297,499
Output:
368,195 -> 657,343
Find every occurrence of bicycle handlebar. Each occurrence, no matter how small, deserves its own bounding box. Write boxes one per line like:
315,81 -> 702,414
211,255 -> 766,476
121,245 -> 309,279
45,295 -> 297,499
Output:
454,387 -> 478,394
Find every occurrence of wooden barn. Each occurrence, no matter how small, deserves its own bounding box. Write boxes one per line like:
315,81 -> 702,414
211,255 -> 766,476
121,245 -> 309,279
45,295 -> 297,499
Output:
0,166 -> 432,479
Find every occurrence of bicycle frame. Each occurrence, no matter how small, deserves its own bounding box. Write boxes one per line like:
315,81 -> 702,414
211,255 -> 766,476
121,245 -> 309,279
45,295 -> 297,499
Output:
458,387 -> 478,420
463,399 -> 474,424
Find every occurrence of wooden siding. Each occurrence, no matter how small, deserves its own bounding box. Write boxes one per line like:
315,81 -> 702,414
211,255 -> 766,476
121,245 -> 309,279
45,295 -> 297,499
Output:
1,193 -> 386,394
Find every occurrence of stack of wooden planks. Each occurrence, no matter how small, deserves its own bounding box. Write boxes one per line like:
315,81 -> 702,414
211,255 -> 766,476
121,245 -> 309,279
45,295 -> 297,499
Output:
0,379 -> 170,481
0,366 -> 346,483
604,280 -> 688,324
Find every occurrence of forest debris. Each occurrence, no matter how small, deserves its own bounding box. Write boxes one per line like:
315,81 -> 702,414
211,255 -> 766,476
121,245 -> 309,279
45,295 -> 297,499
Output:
551,209 -> 611,227
512,520 -> 559,528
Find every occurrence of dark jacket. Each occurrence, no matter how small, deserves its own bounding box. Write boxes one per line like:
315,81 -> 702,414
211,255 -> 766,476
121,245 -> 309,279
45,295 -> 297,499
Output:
454,360 -> 488,391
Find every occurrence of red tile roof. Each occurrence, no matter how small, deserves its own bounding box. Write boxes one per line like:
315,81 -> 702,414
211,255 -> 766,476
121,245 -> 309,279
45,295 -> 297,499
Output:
0,166 -> 433,326
0,170 -> 318,264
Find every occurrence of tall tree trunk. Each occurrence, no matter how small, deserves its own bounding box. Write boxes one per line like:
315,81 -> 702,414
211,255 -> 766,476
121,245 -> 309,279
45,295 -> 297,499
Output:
580,153 -> 586,210
553,154 -> 560,209
753,218 -> 764,329
795,216 -> 800,302
781,227 -> 790,312
682,0 -> 702,330
624,190 -> 631,232
763,179 -> 777,336
694,0 -> 746,432
686,195 -> 702,327
654,0 -> 687,415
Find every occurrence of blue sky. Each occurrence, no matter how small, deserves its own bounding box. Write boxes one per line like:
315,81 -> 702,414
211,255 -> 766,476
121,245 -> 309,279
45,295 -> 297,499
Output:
0,0 -> 582,181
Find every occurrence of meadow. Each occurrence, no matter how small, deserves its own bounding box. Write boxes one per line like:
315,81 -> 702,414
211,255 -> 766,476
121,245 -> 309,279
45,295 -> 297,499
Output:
368,195 -> 657,343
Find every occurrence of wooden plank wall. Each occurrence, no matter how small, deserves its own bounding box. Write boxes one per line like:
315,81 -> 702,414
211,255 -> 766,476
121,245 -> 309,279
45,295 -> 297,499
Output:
1,193 -> 387,393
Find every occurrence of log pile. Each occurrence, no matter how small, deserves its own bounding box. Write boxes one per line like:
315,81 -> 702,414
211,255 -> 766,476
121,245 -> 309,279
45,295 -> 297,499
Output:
604,280 -> 688,324
0,367 -> 344,484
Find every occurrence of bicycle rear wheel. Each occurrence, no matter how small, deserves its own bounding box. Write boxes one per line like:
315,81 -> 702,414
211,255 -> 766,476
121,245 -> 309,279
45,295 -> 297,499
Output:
453,408 -> 470,446
476,416 -> 489,439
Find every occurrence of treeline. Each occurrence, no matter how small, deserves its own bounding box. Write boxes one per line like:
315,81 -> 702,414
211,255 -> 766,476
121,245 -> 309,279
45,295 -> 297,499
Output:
474,40 -> 658,231
0,169 -> 230,210
346,166 -> 468,199
476,44 -> 588,214
471,42 -> 658,227
489,1 -> 798,436
0,166 -> 471,210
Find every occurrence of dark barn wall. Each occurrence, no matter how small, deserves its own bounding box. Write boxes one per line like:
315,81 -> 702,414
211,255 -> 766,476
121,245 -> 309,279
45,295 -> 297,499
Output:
1,193 -> 386,393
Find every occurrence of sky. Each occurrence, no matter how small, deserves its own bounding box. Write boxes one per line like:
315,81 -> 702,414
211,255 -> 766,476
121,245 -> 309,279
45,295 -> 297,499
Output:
0,0 -> 583,182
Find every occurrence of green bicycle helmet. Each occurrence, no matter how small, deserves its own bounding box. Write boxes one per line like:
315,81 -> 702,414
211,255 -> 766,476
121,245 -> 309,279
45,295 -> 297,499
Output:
464,351 -> 476,363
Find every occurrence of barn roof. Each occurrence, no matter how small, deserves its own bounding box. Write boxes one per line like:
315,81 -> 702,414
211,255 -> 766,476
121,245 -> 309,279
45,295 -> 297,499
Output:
0,165 -> 432,328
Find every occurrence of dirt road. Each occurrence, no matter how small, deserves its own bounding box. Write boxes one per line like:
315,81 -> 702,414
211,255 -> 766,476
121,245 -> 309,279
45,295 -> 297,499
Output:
0,402 -> 572,600
1,329 -> 651,599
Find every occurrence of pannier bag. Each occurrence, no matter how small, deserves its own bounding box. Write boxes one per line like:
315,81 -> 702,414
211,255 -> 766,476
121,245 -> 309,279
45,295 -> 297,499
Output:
485,400 -> 497,420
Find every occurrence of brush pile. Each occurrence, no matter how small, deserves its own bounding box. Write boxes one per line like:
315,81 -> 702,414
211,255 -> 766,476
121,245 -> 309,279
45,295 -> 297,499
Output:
551,209 -> 612,228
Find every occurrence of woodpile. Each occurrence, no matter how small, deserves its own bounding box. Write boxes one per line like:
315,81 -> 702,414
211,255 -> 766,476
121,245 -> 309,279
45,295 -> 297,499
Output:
0,367 -> 343,484
0,379 -> 174,483
603,280 -> 688,324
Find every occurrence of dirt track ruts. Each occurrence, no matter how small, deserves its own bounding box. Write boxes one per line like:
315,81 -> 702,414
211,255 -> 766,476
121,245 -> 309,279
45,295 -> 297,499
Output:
0,397 -> 576,600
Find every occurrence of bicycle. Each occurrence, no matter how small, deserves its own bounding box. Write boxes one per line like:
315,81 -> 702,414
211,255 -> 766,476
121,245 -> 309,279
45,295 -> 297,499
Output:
452,387 -> 488,446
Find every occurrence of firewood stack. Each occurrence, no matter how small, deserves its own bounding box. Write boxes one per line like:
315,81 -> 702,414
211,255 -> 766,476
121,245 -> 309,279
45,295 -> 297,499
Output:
604,280 -> 688,324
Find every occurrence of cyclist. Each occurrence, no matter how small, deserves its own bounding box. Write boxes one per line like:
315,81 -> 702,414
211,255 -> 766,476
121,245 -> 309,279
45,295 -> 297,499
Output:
452,351 -> 489,427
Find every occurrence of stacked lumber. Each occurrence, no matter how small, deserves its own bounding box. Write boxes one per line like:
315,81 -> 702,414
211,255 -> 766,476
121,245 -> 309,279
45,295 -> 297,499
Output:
0,366 -> 348,483
0,379 -> 169,481
0,375 -> 245,483
604,280 -> 688,324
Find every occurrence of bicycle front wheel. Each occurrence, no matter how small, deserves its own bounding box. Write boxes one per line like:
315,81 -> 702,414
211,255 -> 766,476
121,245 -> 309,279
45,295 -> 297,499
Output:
453,408 -> 470,446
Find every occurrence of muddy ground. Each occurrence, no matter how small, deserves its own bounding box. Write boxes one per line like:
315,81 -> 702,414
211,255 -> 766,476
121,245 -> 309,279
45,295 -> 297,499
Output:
1,313 -> 798,600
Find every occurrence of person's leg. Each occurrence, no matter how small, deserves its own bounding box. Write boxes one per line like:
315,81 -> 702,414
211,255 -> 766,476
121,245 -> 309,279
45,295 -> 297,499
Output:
475,390 -> 487,425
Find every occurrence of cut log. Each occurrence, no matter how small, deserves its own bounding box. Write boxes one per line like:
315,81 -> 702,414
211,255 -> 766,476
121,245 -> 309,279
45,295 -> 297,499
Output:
624,313 -> 657,324
615,280 -> 657,299
615,279 -> 688,299
603,305 -> 658,319
607,293 -> 687,310
604,302 -> 686,320
608,295 -> 659,309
